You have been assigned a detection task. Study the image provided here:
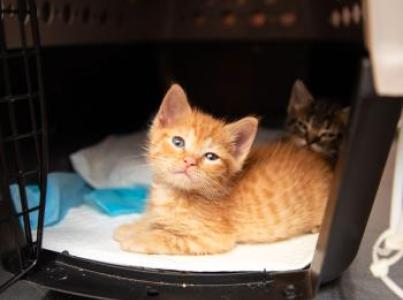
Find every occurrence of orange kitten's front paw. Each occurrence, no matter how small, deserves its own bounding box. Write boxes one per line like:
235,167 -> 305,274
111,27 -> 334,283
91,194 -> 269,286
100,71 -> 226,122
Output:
114,221 -> 147,242
114,224 -> 134,242
118,233 -> 170,254
120,237 -> 149,253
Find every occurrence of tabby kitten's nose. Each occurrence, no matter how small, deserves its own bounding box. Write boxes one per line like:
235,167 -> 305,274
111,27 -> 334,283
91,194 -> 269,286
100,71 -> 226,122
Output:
306,132 -> 319,145
184,156 -> 197,167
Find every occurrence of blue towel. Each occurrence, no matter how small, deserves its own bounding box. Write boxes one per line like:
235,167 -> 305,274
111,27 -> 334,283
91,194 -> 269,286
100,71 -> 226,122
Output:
10,172 -> 91,230
10,173 -> 152,229
10,173 -> 150,229
84,186 -> 149,216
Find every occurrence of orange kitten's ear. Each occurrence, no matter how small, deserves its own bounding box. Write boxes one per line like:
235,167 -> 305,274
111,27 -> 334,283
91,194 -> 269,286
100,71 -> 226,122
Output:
225,117 -> 258,164
155,84 -> 191,127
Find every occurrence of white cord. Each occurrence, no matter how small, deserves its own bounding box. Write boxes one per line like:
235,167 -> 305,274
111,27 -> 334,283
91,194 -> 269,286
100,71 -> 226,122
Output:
370,109 -> 403,299
370,229 -> 403,299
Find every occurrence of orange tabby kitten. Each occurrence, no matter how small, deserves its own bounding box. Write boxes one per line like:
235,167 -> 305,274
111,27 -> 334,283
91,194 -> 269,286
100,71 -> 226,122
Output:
114,84 -> 333,255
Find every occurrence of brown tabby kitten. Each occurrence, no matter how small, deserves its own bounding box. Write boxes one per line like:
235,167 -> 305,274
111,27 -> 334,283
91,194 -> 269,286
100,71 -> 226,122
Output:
285,80 -> 349,163
114,84 -> 333,255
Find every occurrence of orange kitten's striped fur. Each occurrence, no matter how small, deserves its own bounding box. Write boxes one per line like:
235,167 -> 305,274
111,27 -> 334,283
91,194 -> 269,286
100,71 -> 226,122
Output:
114,84 -> 333,255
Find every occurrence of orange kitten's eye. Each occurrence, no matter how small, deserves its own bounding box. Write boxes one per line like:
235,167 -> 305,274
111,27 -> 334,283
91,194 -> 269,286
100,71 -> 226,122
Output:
172,136 -> 185,148
204,152 -> 219,161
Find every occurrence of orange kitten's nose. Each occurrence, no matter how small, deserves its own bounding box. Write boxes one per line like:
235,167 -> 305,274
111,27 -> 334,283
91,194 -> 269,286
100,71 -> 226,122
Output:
184,156 -> 197,168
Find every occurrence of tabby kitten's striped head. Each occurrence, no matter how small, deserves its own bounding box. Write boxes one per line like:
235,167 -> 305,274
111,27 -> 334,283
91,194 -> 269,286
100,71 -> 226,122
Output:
286,80 -> 349,161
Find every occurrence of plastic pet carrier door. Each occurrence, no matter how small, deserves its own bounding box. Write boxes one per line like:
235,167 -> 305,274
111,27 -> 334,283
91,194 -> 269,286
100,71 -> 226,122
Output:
0,0 -> 47,292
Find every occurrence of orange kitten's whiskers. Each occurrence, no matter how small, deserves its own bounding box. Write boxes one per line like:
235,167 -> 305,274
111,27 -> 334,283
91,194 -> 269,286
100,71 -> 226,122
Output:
141,144 -> 150,153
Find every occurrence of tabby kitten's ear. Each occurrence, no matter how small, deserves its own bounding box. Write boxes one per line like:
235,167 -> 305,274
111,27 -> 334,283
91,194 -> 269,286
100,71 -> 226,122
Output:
288,80 -> 314,115
225,117 -> 258,165
155,84 -> 192,127
336,107 -> 350,127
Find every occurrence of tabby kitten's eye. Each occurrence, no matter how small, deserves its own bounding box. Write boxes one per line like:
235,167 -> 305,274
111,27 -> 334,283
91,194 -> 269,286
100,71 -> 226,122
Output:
321,132 -> 337,139
204,152 -> 219,161
172,136 -> 185,148
296,120 -> 307,131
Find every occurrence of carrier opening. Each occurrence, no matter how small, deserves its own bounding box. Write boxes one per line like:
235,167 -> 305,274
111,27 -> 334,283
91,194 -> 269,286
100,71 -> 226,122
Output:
26,43 -> 356,272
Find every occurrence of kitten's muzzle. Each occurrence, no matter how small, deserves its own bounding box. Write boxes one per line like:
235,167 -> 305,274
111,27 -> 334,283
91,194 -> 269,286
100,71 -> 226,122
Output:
183,156 -> 197,168
306,133 -> 320,145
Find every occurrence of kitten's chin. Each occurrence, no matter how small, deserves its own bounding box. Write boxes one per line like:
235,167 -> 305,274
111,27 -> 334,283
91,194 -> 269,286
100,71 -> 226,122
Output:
310,144 -> 326,155
291,136 -> 307,147
169,174 -> 195,190
154,171 -> 195,191
157,174 -> 228,200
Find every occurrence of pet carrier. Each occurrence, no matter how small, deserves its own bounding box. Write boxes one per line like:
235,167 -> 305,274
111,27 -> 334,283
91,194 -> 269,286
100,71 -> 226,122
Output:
0,0 -> 402,299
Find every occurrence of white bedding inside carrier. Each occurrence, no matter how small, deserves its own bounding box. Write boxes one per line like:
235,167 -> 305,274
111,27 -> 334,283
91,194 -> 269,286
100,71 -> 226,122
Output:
42,206 -> 319,272
41,128 -> 319,272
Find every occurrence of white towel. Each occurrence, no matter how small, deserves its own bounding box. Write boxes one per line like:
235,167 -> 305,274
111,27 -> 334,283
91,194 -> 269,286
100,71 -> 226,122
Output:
70,132 -> 152,188
41,205 -> 318,272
